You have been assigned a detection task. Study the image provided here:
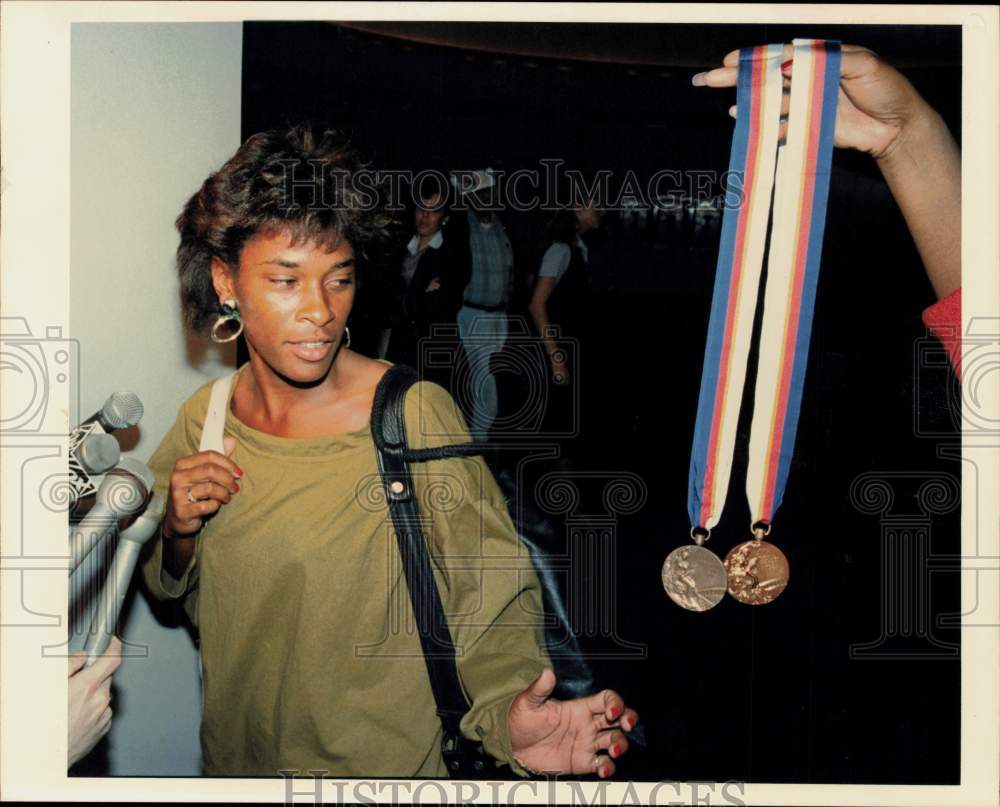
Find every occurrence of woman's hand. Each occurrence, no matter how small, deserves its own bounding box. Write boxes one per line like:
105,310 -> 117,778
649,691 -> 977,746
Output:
68,636 -> 122,767
696,42 -> 961,301
508,668 -> 638,778
694,44 -> 935,160
425,277 -> 442,292
164,436 -> 241,539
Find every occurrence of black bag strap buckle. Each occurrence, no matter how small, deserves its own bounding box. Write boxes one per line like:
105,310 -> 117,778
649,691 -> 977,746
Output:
441,730 -> 491,776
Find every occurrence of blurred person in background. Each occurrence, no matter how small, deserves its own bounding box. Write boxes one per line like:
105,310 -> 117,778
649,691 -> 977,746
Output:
455,169 -> 516,441
381,176 -> 470,393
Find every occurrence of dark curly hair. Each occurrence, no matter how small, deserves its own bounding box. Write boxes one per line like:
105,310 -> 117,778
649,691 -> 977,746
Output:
175,126 -> 393,332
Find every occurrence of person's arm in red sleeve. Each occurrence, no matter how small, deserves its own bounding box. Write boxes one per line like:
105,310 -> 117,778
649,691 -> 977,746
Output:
868,64 -> 962,379
921,287 -> 962,380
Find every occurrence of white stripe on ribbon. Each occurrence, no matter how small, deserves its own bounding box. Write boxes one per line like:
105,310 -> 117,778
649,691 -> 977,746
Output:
746,39 -> 834,524
701,45 -> 785,531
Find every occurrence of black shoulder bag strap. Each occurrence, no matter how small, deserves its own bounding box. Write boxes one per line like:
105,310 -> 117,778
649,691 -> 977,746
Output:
370,365 -> 496,777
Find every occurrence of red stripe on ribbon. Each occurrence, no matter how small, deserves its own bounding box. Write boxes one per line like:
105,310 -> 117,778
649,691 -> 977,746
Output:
759,46 -> 826,520
700,46 -> 766,528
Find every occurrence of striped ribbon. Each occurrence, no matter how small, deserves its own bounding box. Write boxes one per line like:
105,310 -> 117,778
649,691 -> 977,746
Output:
688,39 -> 842,533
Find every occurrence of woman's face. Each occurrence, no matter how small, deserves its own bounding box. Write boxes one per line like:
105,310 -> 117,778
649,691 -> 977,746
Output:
212,228 -> 355,384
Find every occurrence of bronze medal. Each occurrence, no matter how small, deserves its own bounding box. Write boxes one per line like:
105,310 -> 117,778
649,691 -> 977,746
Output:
724,531 -> 789,605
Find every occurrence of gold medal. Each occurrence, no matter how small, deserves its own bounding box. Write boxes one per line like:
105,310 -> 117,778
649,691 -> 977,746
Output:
724,526 -> 789,605
663,530 -> 728,612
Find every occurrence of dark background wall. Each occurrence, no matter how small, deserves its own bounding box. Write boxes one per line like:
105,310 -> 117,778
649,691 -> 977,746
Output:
241,22 -> 963,784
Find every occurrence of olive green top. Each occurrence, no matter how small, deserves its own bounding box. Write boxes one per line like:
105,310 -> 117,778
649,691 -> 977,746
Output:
140,365 -> 549,777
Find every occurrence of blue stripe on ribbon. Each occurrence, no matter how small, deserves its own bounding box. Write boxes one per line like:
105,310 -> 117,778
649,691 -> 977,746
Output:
769,41 -> 842,516
687,46 -> 757,528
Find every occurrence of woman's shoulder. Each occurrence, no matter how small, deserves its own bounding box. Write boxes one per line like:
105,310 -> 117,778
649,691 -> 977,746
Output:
353,355 -> 470,447
149,369 -> 239,460
538,241 -> 572,279
543,241 -> 572,257
343,351 -> 392,392
401,378 -> 472,450
175,370 -> 236,420
168,369 -> 245,451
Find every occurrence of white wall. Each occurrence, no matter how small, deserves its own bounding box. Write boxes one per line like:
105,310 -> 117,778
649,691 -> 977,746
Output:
71,22 -> 242,775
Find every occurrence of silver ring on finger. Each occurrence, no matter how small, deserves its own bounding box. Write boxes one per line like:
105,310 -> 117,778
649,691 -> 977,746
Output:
185,486 -> 198,504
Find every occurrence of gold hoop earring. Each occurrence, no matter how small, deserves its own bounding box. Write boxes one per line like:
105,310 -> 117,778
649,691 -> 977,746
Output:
211,299 -> 243,344
342,326 -> 351,349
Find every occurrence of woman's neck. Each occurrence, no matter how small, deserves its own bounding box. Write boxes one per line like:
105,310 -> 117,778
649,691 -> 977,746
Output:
239,349 -> 349,423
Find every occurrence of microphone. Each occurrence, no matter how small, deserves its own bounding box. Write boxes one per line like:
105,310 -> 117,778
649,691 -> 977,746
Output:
83,492 -> 165,663
68,431 -> 122,518
75,391 -> 144,434
69,457 -> 155,575
75,432 -> 121,475
68,393 -> 143,510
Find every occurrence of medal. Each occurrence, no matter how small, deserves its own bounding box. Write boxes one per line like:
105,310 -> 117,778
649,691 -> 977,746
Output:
662,529 -> 728,612
724,526 -> 790,605
673,40 -> 842,609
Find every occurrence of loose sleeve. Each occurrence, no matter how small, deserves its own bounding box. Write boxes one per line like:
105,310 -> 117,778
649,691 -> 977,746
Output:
139,391 -> 207,625
403,382 -> 551,776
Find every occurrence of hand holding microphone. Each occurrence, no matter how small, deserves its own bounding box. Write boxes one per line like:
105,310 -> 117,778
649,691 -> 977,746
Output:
68,635 -> 122,768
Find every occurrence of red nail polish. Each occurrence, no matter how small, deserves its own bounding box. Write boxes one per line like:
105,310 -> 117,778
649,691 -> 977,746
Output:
234,467 -> 244,477
781,59 -> 793,72
232,483 -> 240,493
612,745 -> 620,757
609,706 -> 620,720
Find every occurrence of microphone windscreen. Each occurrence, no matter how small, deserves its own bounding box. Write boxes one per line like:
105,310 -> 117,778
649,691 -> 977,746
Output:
77,432 -> 120,475
102,392 -> 144,429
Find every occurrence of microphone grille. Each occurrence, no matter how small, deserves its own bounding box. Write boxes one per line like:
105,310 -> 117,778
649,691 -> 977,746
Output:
102,392 -> 144,429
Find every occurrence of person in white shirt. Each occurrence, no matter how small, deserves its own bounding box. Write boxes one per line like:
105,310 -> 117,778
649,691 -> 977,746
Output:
528,203 -> 603,387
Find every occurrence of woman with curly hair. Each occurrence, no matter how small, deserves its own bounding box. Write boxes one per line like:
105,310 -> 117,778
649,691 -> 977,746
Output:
140,126 -> 637,778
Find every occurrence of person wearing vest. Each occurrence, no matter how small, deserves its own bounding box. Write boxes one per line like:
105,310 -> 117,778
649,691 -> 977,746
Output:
382,186 -> 470,393
528,204 -> 603,443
